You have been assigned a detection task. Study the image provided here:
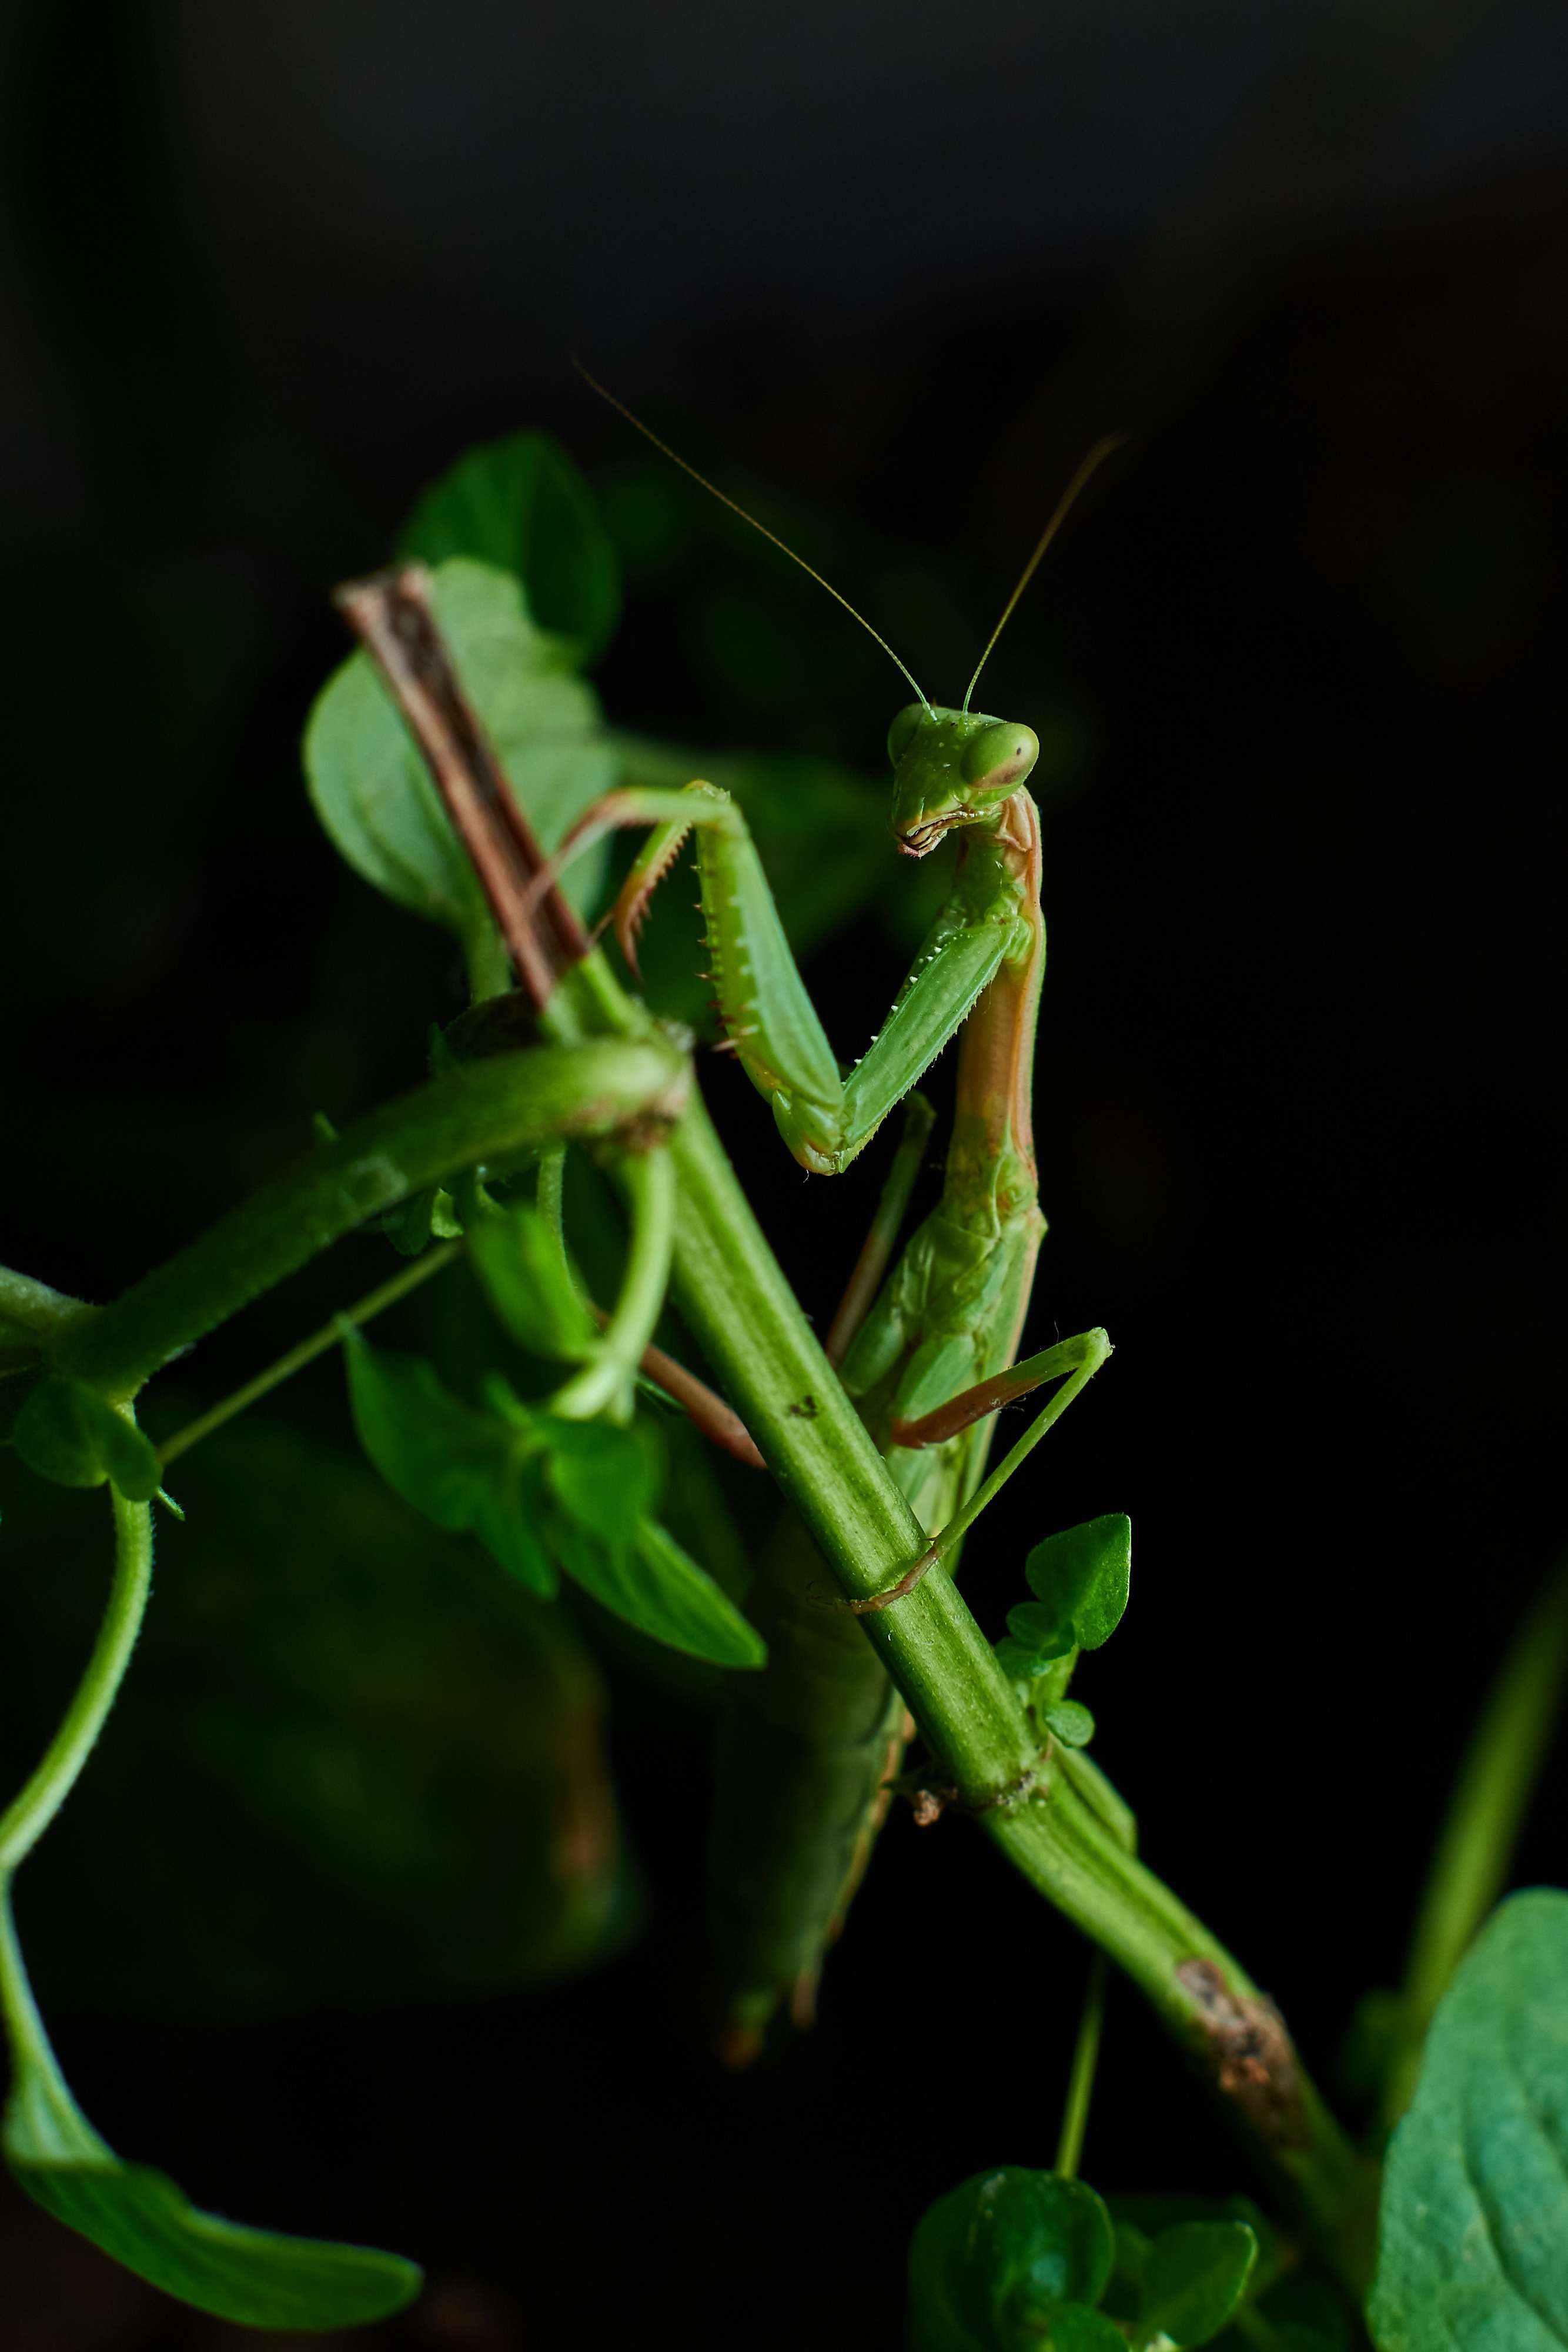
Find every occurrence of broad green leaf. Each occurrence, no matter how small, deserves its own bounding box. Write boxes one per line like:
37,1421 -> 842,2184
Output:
303,559 -> 614,969
909,2168 -> 1115,2352
1368,1887 -> 1568,2351
545,1419 -> 660,1546
11,1378 -> 162,1502
1023,1516 -> 1132,1655
342,1331 -> 556,1597
1135,2220 -> 1256,2347
469,1200 -> 599,1362
397,431 -> 620,665
553,1515 -> 765,1670
345,1333 -> 761,1669
2,1899 -> 420,2327
0,1428 -> 627,2012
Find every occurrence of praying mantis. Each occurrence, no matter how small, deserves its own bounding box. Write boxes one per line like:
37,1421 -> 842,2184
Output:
533,390 -> 1123,2051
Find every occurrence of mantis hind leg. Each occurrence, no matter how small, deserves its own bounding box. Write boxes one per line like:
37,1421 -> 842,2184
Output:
847,1327 -> 1114,1614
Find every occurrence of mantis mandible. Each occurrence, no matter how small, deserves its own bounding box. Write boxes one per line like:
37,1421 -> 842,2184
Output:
535,386 -> 1122,2047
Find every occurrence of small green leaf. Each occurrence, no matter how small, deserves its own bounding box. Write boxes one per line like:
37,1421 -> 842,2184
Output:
2,1900 -> 420,2327
1024,1516 -> 1131,1655
303,559 -> 614,968
1368,1887 -> 1568,2351
553,1515 -> 765,1670
397,430 -> 620,666
342,1331 -> 556,1597
910,2167 -> 1115,2352
469,1200 -> 600,1362
1043,1700 -> 1096,1749
380,1187 -> 460,1257
1136,2220 -> 1257,2347
11,1379 -> 163,1502
1005,1602 -> 1076,1664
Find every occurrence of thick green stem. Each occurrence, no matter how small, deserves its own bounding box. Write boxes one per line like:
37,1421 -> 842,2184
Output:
48,1039 -> 684,1399
654,1095 -> 1373,2276
0,1265 -> 90,1348
0,1489 -> 153,1876
986,1779 -> 1370,2249
661,1095 -> 1035,1796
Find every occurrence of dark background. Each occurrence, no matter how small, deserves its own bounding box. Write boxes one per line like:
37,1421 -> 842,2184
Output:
1,1 -> 1565,2345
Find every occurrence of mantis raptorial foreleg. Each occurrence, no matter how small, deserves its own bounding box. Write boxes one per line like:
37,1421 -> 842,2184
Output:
531,715 -> 1041,1176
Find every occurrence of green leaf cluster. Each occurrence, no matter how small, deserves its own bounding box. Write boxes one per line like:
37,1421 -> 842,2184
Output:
343,1328 -> 763,1669
994,1515 -> 1131,1700
468,1195 -> 600,1362
908,2167 -> 1255,2351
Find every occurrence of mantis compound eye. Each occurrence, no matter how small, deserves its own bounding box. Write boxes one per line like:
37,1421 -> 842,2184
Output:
886,704 -> 925,767
961,721 -> 1039,792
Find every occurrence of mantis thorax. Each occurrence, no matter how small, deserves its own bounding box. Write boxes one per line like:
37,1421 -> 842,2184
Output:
886,704 -> 1041,858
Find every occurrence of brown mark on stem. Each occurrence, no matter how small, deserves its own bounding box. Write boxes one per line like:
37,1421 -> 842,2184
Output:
1176,1957 -> 1309,2151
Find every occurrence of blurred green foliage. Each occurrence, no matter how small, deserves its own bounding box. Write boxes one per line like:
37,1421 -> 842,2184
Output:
0,1422 -> 631,2016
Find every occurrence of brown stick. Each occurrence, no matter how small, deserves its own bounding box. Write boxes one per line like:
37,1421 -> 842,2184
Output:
333,569 -> 767,1474
333,564 -> 589,1008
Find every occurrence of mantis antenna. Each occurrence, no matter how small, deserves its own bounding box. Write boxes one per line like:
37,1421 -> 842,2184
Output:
574,360 -> 932,714
962,433 -> 1127,715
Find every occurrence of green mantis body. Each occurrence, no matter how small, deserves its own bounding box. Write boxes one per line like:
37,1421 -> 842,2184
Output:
519,407 -> 1125,2047
705,766 -> 1049,2049
545,700 -> 1108,2048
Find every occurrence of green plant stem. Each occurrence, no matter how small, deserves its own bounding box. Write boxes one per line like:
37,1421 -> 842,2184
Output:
655,1090 -> 1374,2279
0,1489 -> 153,1876
1054,1953 -> 1106,2180
550,1145 -> 674,1420
47,1037 -> 684,1399
156,1243 -> 463,1468
536,1145 -> 568,1244
1380,1565 -> 1568,2131
0,1265 -> 89,1344
989,1776 -> 1372,2274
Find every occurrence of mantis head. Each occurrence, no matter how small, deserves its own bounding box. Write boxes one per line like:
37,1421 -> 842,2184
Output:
886,704 -> 1040,857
